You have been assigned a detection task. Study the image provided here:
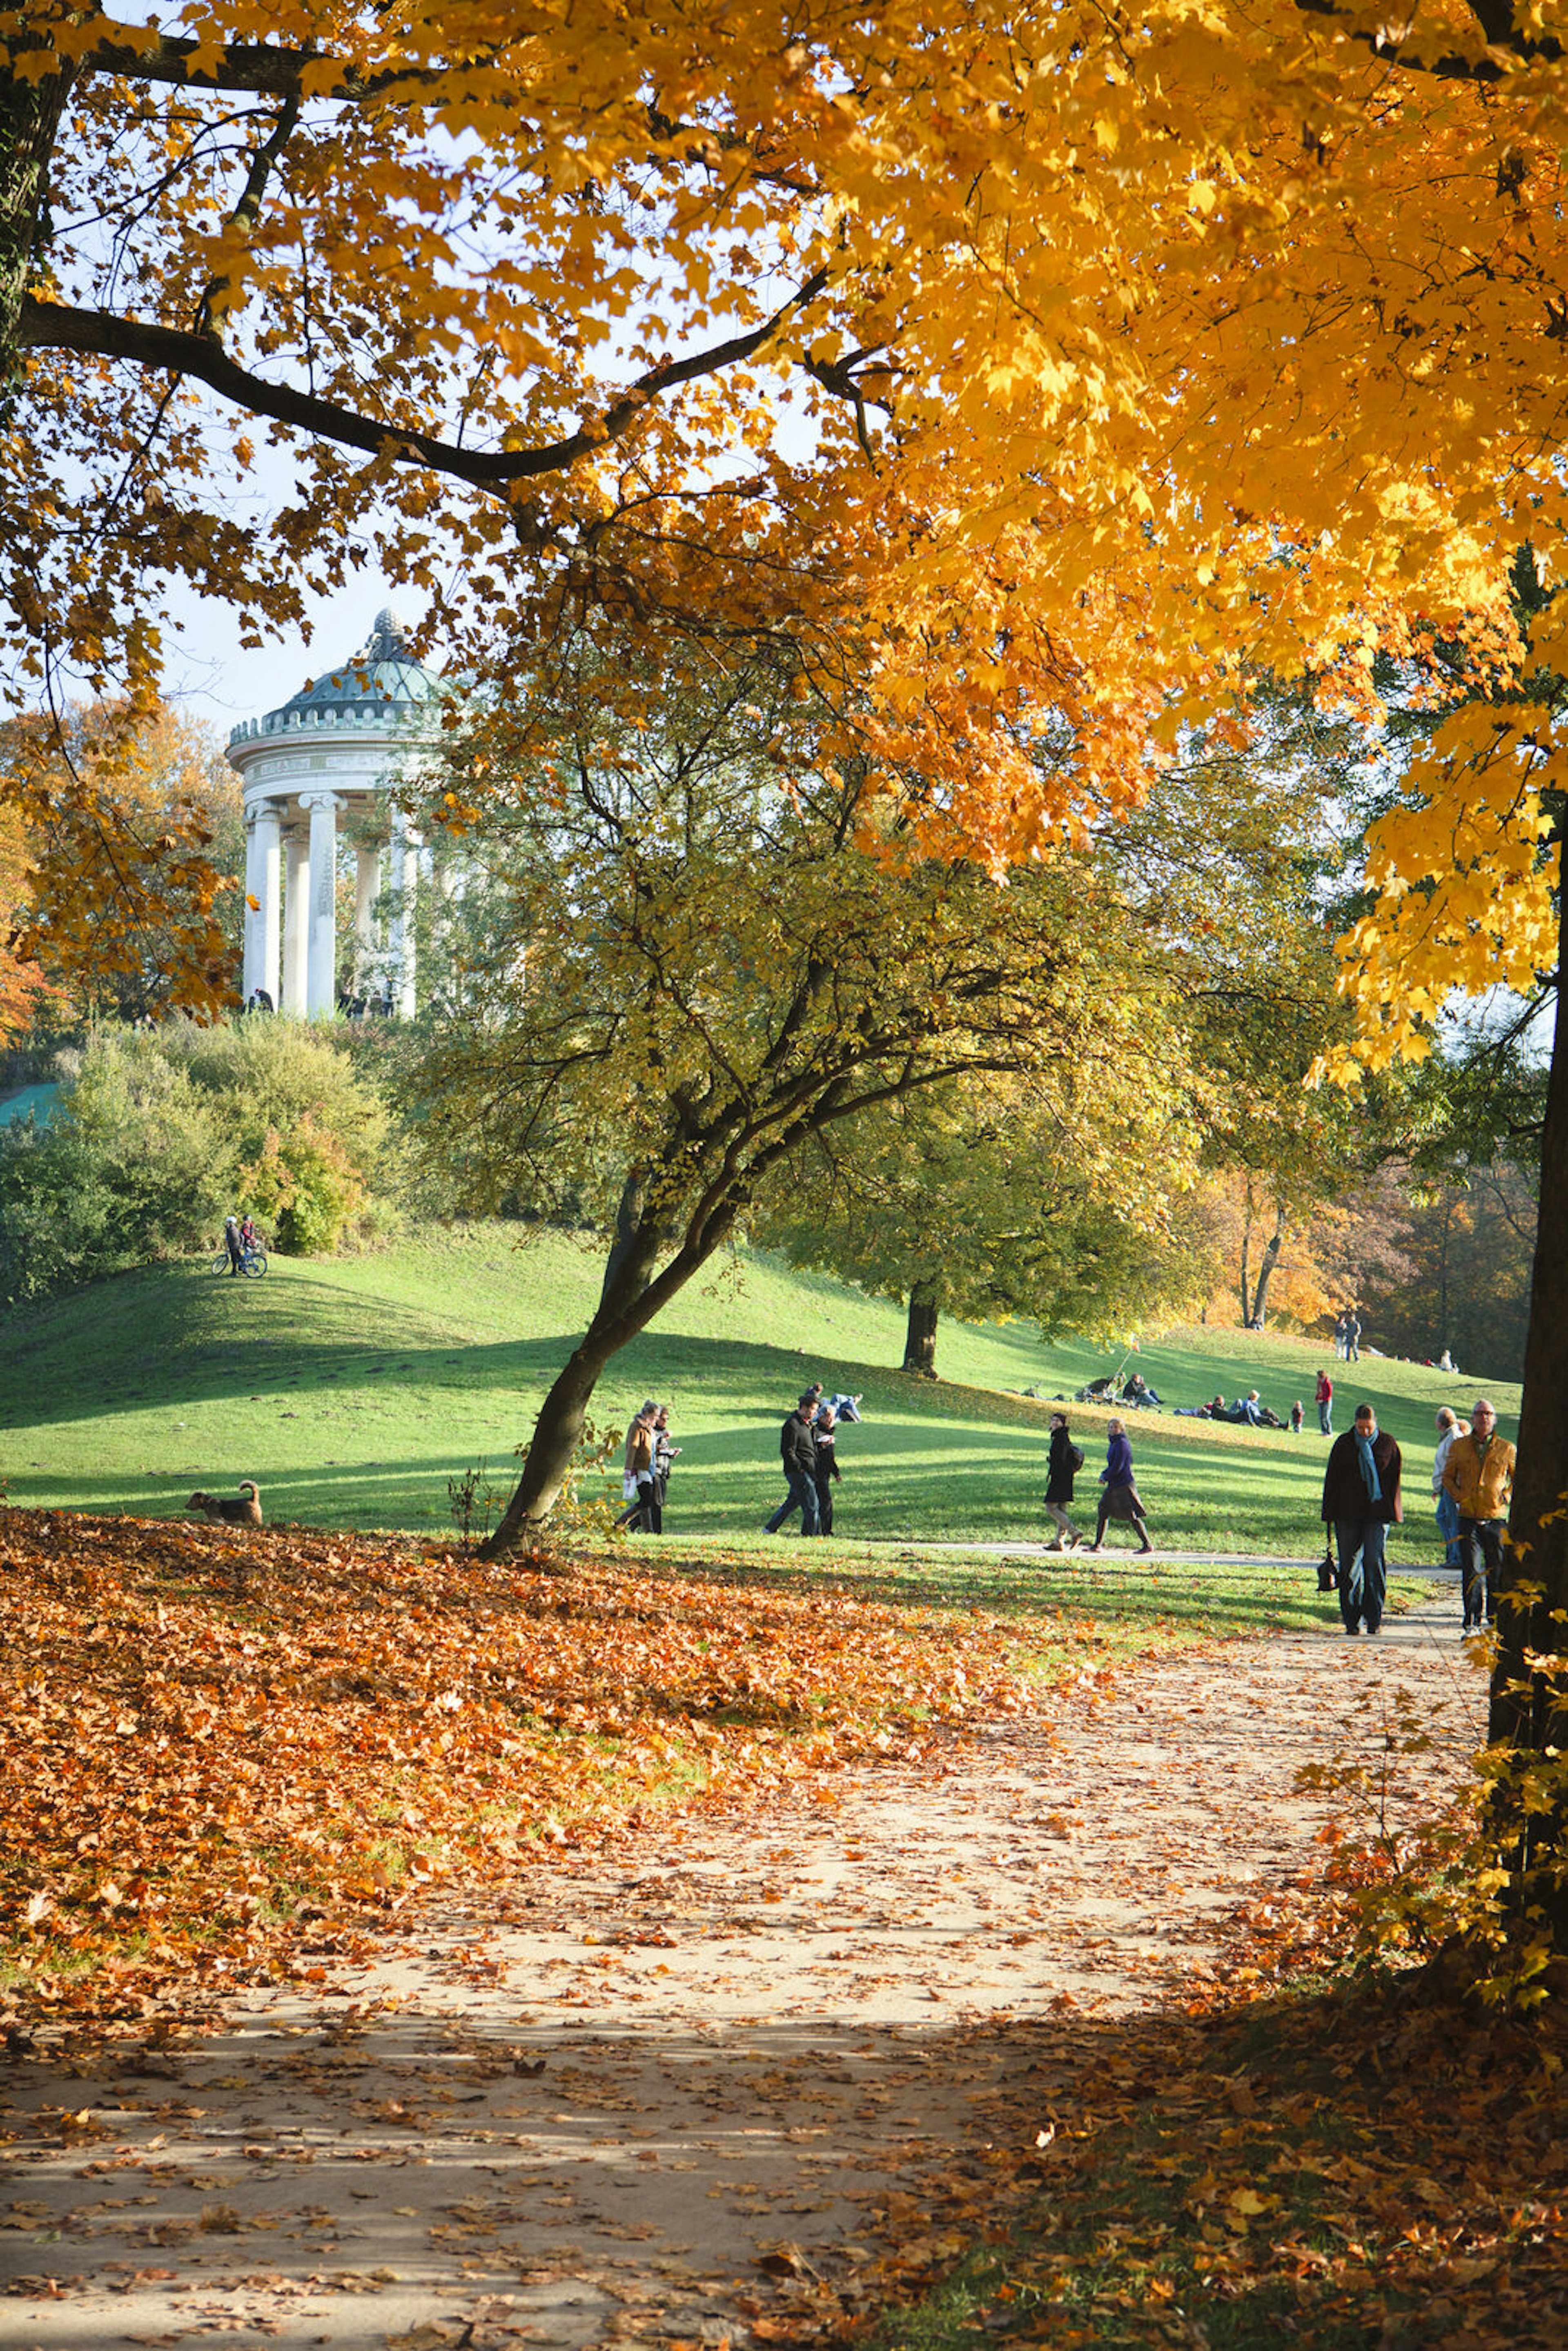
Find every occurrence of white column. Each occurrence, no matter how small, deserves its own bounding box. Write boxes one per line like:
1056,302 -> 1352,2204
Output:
281,826 -> 309,1016
386,807 -> 417,1017
354,842 -> 381,993
241,813 -> 263,1002
255,800 -> 282,1008
301,790 -> 340,1017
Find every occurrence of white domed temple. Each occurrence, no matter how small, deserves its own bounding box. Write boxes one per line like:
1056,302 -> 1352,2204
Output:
227,609 -> 441,1017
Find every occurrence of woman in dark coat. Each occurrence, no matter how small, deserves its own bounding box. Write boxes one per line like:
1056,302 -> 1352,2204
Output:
1086,1416 -> 1153,1553
1044,1412 -> 1085,1550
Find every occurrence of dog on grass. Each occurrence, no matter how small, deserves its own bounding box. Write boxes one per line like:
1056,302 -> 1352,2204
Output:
187,1481 -> 263,1526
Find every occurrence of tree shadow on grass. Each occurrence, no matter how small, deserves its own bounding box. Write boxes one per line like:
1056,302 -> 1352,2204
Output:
0,1280 -> 1039,1432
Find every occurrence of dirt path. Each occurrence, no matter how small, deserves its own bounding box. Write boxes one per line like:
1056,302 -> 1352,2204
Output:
2,1587 -> 1487,2351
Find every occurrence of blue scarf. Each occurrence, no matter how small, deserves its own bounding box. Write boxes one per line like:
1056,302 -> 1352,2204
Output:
1355,1429 -> 1382,1503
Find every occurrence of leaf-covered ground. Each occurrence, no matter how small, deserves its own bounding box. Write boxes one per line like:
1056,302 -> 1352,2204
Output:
9,1538 -> 1555,2351
0,1507 -> 1072,2027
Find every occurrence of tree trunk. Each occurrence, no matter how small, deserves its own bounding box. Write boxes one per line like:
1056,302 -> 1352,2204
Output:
1435,1194 -> 1452,1349
902,1279 -> 939,1377
1488,882 -> 1568,1931
483,1169 -> 673,1556
1238,1184 -> 1254,1327
1248,1219 -> 1284,1329
483,1326 -> 628,1560
0,47 -> 70,387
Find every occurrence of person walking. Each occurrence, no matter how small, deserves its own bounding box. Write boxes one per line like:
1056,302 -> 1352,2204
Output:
1085,1416 -> 1153,1554
647,1404 -> 680,1534
812,1403 -> 842,1535
1043,1412 -> 1086,1550
1315,1367 -> 1334,1436
615,1400 -> 659,1532
1442,1397 -> 1515,1634
764,1392 -> 821,1536
1431,1405 -> 1467,1578
1321,1402 -> 1403,1636
1345,1309 -> 1362,1363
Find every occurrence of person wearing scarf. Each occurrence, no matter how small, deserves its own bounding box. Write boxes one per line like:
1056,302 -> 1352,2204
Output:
1320,1403 -> 1404,1635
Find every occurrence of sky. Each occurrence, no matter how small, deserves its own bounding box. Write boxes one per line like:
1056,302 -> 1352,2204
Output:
160,561 -> 415,742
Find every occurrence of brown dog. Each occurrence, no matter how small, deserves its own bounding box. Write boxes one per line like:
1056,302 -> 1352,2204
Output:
187,1482 -> 263,1526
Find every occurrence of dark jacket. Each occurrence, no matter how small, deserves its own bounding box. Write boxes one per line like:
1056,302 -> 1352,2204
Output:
813,1425 -> 841,1487
781,1409 -> 817,1476
1321,1428 -> 1403,1525
1102,1430 -> 1135,1488
1046,1425 -> 1081,1505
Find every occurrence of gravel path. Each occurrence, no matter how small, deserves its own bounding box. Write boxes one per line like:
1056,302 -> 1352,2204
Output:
1,1585 -> 1487,2351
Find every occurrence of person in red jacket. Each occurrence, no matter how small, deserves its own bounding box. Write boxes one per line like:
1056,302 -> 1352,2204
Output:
1315,1367 -> 1334,1437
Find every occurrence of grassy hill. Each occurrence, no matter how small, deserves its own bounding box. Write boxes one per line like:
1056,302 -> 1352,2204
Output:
0,1225 -> 1518,1559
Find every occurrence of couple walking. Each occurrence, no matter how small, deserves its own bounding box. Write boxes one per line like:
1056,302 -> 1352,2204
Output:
616,1399 -> 679,1533
764,1387 -> 843,1536
1045,1412 -> 1154,1553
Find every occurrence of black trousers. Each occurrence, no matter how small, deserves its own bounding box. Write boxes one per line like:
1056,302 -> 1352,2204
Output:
1458,1515 -> 1503,1627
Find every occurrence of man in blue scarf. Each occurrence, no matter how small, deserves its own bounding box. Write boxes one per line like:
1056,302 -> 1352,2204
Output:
1320,1403 -> 1404,1636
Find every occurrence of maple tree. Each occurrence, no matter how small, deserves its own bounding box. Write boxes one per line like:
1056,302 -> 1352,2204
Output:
0,801 -> 50,1039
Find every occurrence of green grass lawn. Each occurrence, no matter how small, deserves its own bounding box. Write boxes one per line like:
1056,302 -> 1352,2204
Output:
0,1224 -> 1517,1562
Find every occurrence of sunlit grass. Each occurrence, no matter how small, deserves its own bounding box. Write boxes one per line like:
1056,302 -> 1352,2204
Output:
0,1224 -> 1515,1561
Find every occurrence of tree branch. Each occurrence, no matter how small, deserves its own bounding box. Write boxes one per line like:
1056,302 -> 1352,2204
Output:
18,265 -> 832,493
79,33 -> 449,105
1291,0 -> 1562,80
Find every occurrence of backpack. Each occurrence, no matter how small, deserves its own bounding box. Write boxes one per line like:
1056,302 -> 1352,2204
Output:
1069,1443 -> 1085,1472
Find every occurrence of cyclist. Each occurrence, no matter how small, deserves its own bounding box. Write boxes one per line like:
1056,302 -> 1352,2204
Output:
223,1215 -> 245,1275
238,1213 -> 259,1256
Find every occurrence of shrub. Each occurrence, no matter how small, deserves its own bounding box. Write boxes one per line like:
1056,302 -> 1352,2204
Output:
0,1035 -> 237,1302
0,1020 -> 400,1305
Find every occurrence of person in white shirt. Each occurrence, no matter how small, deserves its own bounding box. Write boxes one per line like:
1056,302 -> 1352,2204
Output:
1432,1405 -> 1467,1573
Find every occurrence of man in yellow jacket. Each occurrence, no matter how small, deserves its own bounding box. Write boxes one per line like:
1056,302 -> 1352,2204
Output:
1441,1398 -> 1517,1636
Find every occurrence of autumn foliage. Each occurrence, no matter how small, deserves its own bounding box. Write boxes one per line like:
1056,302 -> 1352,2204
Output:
0,1508 -> 1050,2030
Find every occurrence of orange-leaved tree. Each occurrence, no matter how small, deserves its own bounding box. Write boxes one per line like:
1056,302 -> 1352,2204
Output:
0,701 -> 237,1020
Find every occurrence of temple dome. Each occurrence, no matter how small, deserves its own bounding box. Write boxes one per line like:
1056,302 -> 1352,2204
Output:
264,607 -> 441,726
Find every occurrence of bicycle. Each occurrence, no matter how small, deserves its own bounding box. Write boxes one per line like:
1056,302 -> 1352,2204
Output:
211,1242 -> 268,1278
